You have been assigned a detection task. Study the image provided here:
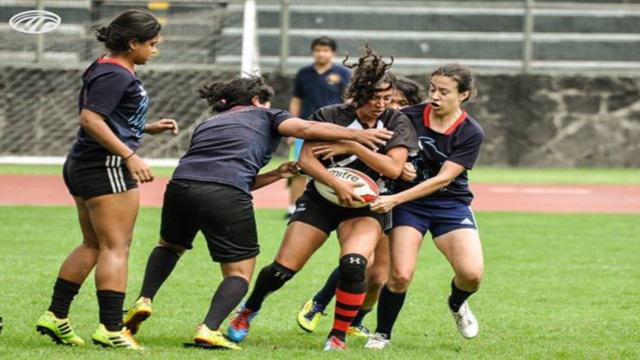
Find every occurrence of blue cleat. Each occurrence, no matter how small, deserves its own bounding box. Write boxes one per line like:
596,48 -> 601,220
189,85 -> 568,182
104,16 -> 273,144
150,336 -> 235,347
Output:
226,306 -> 258,343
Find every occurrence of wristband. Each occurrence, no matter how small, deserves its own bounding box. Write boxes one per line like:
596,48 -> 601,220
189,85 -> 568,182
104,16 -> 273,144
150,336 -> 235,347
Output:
124,151 -> 136,161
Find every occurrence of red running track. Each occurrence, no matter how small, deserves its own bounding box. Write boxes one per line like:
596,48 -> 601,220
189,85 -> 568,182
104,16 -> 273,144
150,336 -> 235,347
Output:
0,175 -> 639,213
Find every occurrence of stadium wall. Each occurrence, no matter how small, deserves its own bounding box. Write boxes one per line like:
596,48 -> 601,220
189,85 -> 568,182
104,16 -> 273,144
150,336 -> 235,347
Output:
1,67 -> 638,167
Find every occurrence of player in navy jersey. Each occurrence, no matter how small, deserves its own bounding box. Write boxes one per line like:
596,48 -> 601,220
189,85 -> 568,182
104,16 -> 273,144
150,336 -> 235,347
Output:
365,64 -> 485,349
36,10 -> 178,350
295,76 -> 426,338
121,75 -> 393,350
227,47 -> 418,351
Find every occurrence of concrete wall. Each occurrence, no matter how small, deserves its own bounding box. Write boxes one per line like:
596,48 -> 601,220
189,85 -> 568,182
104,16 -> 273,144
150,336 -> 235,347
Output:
1,67 -> 638,167
266,72 -> 640,167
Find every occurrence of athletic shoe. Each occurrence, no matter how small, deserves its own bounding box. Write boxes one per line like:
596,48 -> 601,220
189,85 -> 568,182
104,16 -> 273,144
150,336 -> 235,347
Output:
91,324 -> 143,350
364,332 -> 390,349
450,301 -> 478,339
123,297 -> 152,335
323,335 -> 346,351
193,324 -> 241,350
296,299 -> 326,333
227,306 -> 258,343
347,324 -> 372,338
36,311 -> 85,346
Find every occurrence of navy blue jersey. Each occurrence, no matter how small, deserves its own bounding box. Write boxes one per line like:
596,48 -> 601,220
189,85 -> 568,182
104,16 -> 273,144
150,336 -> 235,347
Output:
394,103 -> 484,204
70,57 -> 149,160
307,103 -> 417,188
292,64 -> 351,119
172,106 -> 293,194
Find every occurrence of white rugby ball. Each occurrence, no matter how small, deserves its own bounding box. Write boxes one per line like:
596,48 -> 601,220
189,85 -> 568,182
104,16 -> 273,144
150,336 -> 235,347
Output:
314,167 -> 379,208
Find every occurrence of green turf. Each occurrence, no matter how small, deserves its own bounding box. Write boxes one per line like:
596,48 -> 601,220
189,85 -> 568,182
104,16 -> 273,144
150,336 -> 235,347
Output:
0,207 -> 638,359
1,163 -> 639,185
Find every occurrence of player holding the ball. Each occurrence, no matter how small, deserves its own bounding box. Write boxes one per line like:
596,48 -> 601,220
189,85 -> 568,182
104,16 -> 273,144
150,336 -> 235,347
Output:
366,64 -> 485,349
296,75 -> 427,338
227,46 -> 417,351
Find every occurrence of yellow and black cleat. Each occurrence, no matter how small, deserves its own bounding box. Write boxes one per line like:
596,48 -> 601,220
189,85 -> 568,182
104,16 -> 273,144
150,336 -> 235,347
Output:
36,311 -> 85,346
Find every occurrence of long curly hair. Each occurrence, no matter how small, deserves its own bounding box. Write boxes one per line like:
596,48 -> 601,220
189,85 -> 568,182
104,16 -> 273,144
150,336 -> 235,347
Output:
343,44 -> 396,107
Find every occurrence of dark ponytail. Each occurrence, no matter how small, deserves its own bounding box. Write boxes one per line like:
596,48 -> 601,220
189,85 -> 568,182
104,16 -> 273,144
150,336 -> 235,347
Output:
96,10 -> 161,53
199,76 -> 275,113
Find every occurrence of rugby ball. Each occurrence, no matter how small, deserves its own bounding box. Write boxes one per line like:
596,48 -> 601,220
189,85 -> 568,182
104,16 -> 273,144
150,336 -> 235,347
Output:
314,167 -> 379,208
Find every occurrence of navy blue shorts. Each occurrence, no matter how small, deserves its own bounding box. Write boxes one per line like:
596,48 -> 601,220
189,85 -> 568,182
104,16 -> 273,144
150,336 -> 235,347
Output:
391,199 -> 477,238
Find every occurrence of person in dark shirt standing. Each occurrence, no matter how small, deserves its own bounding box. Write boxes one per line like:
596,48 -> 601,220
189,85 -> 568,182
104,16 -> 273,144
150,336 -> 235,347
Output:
122,76 -> 392,350
286,36 -> 351,218
366,64 -> 485,349
36,10 -> 178,350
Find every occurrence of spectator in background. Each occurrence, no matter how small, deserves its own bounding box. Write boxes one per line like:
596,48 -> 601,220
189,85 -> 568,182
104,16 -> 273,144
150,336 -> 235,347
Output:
286,36 -> 351,219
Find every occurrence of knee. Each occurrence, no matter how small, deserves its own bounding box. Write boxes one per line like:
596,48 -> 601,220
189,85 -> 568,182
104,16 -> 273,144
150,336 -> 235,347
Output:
99,241 -> 130,257
158,240 -> 187,256
265,261 -> 297,283
339,254 -> 368,282
82,240 -> 100,251
367,269 -> 388,293
457,268 -> 484,289
388,269 -> 413,292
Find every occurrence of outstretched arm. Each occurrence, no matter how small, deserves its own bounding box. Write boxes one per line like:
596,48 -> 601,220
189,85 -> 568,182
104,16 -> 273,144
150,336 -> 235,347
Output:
277,118 -> 393,149
370,161 -> 465,213
312,141 -> 408,179
252,161 -> 300,191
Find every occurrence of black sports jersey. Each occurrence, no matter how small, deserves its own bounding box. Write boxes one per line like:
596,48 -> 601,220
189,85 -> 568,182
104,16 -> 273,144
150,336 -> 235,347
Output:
70,56 -> 149,160
172,106 -> 293,195
395,103 -> 484,204
307,103 -> 417,187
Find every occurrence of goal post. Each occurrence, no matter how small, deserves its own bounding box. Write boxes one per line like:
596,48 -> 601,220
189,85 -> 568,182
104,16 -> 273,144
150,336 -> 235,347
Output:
240,0 -> 260,77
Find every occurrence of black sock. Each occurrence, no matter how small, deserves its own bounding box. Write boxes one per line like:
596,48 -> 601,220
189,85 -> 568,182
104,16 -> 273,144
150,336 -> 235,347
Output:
244,262 -> 296,311
203,276 -> 249,330
312,267 -> 340,308
375,286 -> 406,339
351,308 -> 372,327
448,279 -> 476,313
97,290 -> 125,332
48,278 -> 81,318
139,246 -> 181,300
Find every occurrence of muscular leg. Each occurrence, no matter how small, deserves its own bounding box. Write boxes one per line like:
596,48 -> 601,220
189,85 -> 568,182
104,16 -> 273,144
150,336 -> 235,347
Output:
434,229 -> 484,311
375,226 -> 423,339
244,222 -> 328,312
86,190 -> 140,331
138,239 -> 186,300
203,258 -> 256,330
48,197 -> 100,318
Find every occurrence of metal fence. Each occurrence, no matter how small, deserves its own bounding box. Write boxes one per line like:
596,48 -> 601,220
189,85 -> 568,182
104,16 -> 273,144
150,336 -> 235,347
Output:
1,0 -> 639,74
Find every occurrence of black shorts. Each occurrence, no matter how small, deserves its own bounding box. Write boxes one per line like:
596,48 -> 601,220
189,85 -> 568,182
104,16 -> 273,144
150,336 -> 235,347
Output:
289,188 -> 385,235
63,155 -> 137,200
160,179 -> 259,263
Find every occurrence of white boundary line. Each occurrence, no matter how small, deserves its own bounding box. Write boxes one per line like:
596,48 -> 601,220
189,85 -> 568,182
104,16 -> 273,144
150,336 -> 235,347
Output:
0,156 -> 179,167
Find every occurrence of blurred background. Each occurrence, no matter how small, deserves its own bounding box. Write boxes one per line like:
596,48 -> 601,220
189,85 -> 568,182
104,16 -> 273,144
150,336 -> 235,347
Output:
0,0 -> 639,167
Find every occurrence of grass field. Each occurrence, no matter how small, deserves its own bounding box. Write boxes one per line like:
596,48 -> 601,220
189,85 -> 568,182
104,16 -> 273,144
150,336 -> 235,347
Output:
0,206 -> 638,359
2,163 -> 640,185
